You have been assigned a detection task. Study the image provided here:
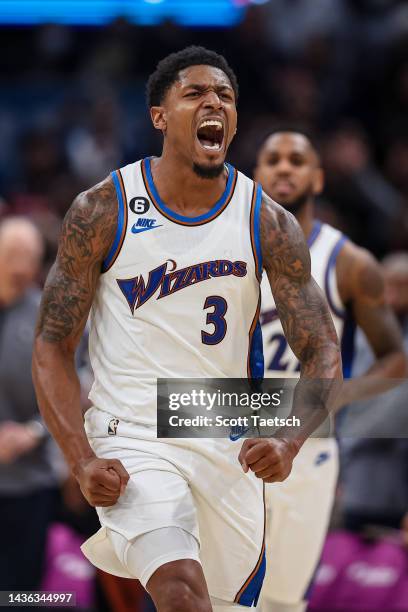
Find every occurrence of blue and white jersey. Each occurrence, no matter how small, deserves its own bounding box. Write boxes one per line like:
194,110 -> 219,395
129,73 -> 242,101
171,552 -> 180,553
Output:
88,158 -> 263,426
260,221 -> 355,379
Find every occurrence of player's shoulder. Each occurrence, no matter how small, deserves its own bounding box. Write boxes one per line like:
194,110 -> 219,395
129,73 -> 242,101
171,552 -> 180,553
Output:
60,174 -> 118,262
336,236 -> 378,271
63,175 -> 118,243
260,189 -> 301,235
317,221 -> 371,268
259,190 -> 309,274
336,235 -> 383,303
317,220 -> 344,243
71,174 -> 116,219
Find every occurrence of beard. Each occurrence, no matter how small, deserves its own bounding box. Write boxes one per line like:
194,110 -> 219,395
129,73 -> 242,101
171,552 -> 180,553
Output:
192,162 -> 225,179
278,189 -> 312,215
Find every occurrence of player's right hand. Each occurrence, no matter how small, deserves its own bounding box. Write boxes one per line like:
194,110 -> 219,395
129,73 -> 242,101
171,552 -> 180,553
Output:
238,438 -> 299,483
75,456 -> 130,507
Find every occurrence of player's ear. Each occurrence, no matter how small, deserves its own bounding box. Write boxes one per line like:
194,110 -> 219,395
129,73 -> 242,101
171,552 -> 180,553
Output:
313,167 -> 324,195
150,106 -> 167,134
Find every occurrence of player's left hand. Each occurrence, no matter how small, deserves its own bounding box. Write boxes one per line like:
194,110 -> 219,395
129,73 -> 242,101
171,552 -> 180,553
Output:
238,438 -> 299,483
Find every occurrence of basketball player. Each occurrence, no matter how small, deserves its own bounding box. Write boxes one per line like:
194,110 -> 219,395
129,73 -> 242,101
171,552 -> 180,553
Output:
255,130 -> 406,612
32,49 -> 342,612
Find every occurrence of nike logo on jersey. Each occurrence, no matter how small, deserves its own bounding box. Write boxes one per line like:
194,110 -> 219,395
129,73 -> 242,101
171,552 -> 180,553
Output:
131,218 -> 162,233
117,259 -> 248,314
229,425 -> 251,441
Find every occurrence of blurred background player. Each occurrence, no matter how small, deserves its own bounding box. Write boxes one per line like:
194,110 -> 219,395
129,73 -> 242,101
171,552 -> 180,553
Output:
339,252 -> 408,535
254,130 -> 406,612
0,217 -> 59,591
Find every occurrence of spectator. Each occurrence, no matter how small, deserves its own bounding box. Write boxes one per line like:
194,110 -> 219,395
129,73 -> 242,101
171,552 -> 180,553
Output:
322,123 -> 404,256
0,217 -> 59,591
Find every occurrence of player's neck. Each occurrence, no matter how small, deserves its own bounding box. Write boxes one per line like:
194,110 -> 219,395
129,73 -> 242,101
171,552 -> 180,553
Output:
295,200 -> 315,241
150,152 -> 229,215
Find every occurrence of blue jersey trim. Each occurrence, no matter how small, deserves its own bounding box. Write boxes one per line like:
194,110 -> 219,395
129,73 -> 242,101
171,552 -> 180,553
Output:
247,295 -> 264,380
341,306 -> 356,379
324,235 -> 347,319
307,220 -> 322,248
253,183 -> 263,278
236,547 -> 266,607
144,157 -> 236,224
102,170 -> 127,273
249,320 -> 264,380
234,484 -> 266,607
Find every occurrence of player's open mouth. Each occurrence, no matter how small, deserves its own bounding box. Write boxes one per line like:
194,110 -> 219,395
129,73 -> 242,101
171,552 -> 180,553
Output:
196,119 -> 224,151
274,180 -> 295,193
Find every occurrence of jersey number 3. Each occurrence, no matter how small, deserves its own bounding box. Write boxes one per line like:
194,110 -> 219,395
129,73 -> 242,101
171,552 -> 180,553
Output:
201,296 -> 228,345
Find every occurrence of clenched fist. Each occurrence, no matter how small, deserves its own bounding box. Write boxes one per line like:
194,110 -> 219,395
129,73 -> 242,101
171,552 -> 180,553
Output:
238,438 -> 300,483
75,456 -> 130,507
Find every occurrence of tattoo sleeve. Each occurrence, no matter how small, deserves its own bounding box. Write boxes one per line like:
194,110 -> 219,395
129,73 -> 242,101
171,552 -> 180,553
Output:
260,192 -> 342,444
261,192 -> 341,378
32,176 -> 118,473
36,176 -> 117,346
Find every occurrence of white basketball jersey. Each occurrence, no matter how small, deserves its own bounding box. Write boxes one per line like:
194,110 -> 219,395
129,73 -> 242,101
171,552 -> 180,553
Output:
260,221 -> 355,378
88,158 -> 264,426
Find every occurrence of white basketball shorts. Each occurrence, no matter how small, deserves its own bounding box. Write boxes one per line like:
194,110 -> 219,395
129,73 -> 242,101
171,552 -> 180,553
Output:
81,407 -> 266,607
260,438 -> 339,606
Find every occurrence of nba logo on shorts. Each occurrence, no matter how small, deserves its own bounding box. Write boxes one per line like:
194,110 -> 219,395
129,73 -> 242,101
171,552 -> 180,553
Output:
108,418 -> 119,436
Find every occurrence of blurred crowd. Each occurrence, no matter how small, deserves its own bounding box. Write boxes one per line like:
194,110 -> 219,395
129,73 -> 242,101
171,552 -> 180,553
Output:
0,0 -> 408,610
1,0 -> 408,274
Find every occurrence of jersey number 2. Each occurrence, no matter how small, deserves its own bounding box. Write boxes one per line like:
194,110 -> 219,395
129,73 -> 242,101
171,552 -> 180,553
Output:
267,332 -> 300,372
201,296 -> 228,345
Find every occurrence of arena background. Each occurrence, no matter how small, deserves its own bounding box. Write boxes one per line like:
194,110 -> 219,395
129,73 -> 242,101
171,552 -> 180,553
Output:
1,1 -> 408,610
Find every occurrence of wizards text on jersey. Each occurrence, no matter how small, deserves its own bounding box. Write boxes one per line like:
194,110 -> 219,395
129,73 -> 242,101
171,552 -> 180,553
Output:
117,259 -> 247,314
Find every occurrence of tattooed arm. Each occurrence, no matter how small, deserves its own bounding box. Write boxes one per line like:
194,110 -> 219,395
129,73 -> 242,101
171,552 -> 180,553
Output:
333,242 -> 406,408
32,177 -> 129,506
261,192 -> 341,379
239,193 -> 342,482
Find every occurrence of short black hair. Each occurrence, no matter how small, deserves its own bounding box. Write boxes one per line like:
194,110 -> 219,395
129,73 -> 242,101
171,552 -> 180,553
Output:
257,124 -> 319,155
146,46 -> 239,107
